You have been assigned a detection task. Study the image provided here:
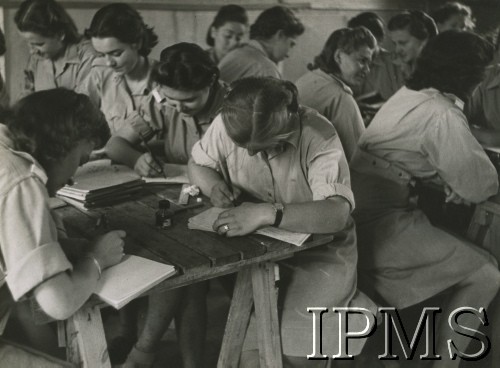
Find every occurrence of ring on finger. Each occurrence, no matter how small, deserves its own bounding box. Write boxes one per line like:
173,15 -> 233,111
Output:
222,224 -> 230,232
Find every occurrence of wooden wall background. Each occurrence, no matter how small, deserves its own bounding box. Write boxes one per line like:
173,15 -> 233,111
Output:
0,0 -> 498,102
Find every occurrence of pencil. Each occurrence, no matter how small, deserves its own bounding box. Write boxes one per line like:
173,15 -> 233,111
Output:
138,132 -> 167,179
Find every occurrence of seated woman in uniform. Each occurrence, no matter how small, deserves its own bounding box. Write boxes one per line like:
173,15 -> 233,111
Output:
0,89 -> 125,363
205,4 -> 248,64
348,12 -> 406,103
15,0 -> 98,97
387,10 -> 437,82
83,3 -> 158,135
106,43 -> 225,368
218,6 -> 304,83
189,77 -> 377,367
295,27 -> 377,160
432,1 -> 475,32
350,31 -> 500,368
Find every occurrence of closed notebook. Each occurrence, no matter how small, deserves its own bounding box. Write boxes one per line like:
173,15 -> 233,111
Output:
94,255 -> 176,309
188,207 -> 311,246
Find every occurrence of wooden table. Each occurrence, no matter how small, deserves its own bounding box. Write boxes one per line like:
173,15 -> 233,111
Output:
57,185 -> 333,368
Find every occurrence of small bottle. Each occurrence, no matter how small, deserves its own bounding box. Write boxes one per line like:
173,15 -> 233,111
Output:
156,200 -> 174,229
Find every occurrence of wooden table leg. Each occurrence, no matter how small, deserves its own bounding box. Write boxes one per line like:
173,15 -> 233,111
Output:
251,262 -> 283,368
65,305 -> 110,368
217,267 -> 254,368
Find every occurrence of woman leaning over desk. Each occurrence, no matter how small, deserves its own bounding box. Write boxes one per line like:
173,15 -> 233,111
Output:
0,89 -> 125,363
350,31 -> 500,368
107,43 -> 224,368
83,3 -> 159,134
15,0 -> 98,96
189,77 -> 377,367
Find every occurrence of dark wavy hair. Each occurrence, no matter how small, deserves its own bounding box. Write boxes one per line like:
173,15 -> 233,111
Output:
250,6 -> 304,40
15,0 -> 80,45
85,3 -> 158,57
206,5 -> 248,46
432,2 -> 474,29
152,43 -> 219,91
7,88 -> 109,168
309,27 -> 377,75
406,31 -> 494,101
388,10 -> 438,41
221,77 -> 299,152
348,12 -> 385,43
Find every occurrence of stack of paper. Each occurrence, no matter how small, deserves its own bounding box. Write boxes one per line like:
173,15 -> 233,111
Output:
57,160 -> 143,209
188,207 -> 311,246
95,255 -> 176,309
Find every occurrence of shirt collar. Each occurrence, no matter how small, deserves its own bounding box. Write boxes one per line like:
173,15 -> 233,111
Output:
314,69 -> 353,95
247,40 -> 271,60
62,41 -> 81,65
0,125 -> 48,183
113,57 -> 157,96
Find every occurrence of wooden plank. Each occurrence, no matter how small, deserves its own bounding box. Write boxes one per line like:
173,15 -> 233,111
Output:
117,199 -> 243,267
58,204 -> 211,273
217,267 -> 254,368
65,305 -> 110,368
251,263 -> 283,368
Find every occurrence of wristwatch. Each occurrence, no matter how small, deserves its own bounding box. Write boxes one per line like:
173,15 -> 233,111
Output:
272,203 -> 284,227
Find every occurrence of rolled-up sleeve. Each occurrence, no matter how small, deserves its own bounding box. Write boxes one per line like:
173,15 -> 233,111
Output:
306,127 -> 355,210
191,114 -> 230,171
1,177 -> 72,301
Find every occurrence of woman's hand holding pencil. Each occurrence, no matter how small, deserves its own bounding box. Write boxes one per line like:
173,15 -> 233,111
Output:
134,152 -> 166,177
210,181 -> 241,208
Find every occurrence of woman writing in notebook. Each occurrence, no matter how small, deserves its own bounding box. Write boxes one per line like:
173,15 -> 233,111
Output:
0,89 -> 125,362
188,77 -> 376,367
15,0 -> 98,96
83,3 -> 159,134
106,42 -> 225,368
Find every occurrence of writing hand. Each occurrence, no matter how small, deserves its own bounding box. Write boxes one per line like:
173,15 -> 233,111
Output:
134,153 -> 164,177
210,181 -> 241,208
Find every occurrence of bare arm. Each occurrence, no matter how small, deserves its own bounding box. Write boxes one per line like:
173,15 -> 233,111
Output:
34,230 -> 126,320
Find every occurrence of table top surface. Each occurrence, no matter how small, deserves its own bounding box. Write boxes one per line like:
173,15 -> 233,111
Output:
57,185 -> 333,291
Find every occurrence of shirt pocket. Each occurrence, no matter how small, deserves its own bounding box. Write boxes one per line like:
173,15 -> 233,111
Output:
104,105 -> 127,134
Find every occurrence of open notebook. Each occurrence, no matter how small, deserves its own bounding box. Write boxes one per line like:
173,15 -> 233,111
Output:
188,207 -> 311,246
94,255 -> 176,309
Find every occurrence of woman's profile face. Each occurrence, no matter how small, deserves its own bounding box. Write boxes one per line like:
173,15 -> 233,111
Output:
337,45 -> 374,87
390,29 -> 426,65
45,140 -> 94,196
92,37 -> 140,75
158,85 -> 211,117
211,21 -> 247,59
20,31 -> 65,60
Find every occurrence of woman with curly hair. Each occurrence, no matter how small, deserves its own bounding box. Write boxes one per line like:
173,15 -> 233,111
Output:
15,0 -> 98,97
0,89 -> 125,363
82,3 -> 159,134
296,27 -> 376,160
350,31 -> 500,367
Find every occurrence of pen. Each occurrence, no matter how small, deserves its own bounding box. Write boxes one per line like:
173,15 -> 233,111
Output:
138,132 -> 167,179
